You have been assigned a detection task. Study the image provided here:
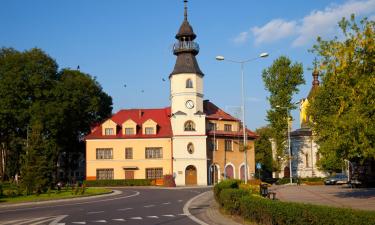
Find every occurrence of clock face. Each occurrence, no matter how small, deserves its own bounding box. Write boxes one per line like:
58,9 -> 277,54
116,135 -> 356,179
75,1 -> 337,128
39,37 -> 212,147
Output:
185,100 -> 194,109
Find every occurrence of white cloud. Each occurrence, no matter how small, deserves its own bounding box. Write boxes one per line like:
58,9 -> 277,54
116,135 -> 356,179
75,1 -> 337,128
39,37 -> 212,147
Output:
233,31 -> 250,44
292,0 -> 375,46
251,19 -> 297,44
237,0 -> 375,46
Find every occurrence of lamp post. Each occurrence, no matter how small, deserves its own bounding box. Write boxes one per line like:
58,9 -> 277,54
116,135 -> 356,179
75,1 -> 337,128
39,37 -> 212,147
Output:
216,52 -> 269,184
276,105 -> 292,184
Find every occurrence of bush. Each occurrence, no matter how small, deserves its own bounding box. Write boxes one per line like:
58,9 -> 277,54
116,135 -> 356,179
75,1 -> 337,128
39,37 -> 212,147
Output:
163,175 -> 176,187
84,179 -> 153,187
239,183 -> 260,195
215,187 -> 375,225
213,179 -> 241,201
239,195 -> 375,225
219,188 -> 250,214
275,177 -> 325,185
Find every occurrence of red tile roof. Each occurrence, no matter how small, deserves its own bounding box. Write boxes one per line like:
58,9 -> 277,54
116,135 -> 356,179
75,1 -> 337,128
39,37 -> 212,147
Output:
86,107 -> 172,139
86,100 -> 258,140
203,100 -> 239,121
204,100 -> 258,139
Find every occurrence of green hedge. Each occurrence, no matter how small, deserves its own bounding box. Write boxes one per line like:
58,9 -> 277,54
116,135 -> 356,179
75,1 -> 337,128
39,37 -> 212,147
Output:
239,195 -> 375,225
214,181 -> 375,225
84,179 -> 152,187
219,188 -> 250,214
213,179 -> 241,201
275,177 -> 325,185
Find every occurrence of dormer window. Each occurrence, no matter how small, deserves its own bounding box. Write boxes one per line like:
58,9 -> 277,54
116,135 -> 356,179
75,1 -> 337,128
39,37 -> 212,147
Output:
186,79 -> 193,88
125,128 -> 135,135
105,128 -> 114,135
184,120 -> 196,131
145,127 -> 155,135
142,119 -> 157,135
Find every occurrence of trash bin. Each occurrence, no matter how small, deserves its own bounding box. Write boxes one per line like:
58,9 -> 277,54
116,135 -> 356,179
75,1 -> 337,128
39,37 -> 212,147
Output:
260,183 -> 268,197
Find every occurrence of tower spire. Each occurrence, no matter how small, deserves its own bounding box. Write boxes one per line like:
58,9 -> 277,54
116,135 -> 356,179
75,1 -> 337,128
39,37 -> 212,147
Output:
170,0 -> 203,77
184,0 -> 188,21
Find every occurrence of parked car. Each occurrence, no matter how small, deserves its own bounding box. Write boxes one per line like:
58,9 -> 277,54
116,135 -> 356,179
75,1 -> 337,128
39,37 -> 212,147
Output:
324,174 -> 348,185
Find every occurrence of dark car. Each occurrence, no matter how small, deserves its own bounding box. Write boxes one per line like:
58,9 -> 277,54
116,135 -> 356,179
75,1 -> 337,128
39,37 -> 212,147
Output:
324,174 -> 348,185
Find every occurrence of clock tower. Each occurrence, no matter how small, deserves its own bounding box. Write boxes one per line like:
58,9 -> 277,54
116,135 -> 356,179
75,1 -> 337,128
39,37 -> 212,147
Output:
170,0 -> 207,186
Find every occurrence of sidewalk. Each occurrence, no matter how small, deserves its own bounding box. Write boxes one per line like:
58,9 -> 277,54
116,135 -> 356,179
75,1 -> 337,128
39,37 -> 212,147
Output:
270,185 -> 375,211
187,190 -> 244,225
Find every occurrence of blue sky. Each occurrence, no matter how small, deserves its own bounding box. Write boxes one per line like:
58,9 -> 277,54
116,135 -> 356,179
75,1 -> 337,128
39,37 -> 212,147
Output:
1,0 -> 374,130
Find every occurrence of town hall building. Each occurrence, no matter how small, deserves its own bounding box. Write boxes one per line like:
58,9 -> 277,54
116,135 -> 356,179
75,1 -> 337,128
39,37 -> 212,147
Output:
85,1 -> 257,186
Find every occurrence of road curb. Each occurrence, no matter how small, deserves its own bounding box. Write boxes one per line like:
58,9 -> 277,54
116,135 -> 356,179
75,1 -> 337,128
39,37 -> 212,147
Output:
183,191 -> 210,225
0,189 -> 121,209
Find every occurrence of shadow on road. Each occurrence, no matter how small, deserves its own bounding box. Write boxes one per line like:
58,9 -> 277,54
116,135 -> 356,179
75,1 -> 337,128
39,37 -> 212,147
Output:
334,188 -> 375,199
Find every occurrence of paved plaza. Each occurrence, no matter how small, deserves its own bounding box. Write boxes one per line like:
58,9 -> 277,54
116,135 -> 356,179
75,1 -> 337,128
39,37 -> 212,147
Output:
271,185 -> 375,211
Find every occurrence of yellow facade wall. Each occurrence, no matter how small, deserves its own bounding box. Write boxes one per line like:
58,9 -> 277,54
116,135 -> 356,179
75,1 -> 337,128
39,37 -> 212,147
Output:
86,138 -> 172,180
207,119 -> 256,180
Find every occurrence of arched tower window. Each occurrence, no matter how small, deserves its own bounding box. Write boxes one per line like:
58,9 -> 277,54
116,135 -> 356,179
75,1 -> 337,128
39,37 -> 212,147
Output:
186,79 -> 193,88
184,120 -> 196,131
187,142 -> 194,154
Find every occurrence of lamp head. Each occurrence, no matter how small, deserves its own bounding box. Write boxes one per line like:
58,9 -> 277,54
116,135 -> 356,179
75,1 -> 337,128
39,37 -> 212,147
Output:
215,55 -> 225,61
260,52 -> 269,58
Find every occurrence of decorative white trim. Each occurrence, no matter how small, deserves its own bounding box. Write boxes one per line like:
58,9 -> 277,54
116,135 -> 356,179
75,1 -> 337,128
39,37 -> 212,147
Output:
238,162 -> 250,180
208,163 -> 221,184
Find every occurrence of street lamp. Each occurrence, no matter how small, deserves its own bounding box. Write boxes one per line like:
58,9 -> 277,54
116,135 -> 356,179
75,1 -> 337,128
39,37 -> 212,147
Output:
276,105 -> 293,184
216,52 -> 269,184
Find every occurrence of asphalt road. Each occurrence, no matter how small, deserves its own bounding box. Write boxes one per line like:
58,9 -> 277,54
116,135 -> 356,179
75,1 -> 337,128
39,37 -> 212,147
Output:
0,187 -> 211,225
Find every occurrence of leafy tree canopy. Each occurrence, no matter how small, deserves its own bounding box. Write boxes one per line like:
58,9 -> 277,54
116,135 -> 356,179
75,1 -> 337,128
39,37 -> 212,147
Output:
308,15 -> 375,170
262,56 -> 305,168
0,48 -> 112,189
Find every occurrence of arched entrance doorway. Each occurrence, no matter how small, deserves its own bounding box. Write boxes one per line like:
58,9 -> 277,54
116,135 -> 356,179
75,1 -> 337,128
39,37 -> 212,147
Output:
240,165 -> 245,181
210,164 -> 219,185
185,165 -> 197,185
225,165 -> 234,179
284,166 -> 290,178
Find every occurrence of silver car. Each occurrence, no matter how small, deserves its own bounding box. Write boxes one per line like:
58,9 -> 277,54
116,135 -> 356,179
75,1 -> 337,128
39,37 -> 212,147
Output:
324,174 -> 348,185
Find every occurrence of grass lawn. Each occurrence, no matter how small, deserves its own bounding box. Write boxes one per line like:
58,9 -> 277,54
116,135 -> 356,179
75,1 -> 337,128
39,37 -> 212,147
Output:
0,187 -> 111,204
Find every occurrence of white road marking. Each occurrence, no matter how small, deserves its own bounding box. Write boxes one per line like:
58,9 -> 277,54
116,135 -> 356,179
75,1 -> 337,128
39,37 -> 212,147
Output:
72,222 -> 86,224
112,218 -> 126,221
87,211 -> 104,214
2,215 -> 68,225
183,191 -> 209,225
117,207 -> 132,211
147,216 -> 159,218
30,217 -> 61,225
0,190 -> 139,214
178,213 -> 188,216
50,215 -> 68,225
162,202 -> 171,205
144,204 -> 155,208
130,217 -> 142,220
92,220 -> 106,223
19,217 -> 57,225
162,214 -> 175,217
178,200 -> 183,202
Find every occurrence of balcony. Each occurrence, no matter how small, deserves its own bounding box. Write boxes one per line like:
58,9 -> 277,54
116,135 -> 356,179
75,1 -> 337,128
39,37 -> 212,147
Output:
173,41 -> 199,54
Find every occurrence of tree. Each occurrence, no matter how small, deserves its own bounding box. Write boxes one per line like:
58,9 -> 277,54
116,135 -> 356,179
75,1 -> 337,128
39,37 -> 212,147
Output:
0,47 -> 113,187
254,126 -> 273,178
308,15 -> 375,171
0,48 -> 58,181
262,56 -> 305,170
53,69 -> 112,181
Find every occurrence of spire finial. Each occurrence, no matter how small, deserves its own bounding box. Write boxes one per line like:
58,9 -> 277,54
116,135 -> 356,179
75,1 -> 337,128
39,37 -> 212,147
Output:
184,0 -> 188,21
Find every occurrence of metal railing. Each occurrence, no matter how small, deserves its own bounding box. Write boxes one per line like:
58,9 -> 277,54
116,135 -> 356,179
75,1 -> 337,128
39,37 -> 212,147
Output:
173,41 -> 199,53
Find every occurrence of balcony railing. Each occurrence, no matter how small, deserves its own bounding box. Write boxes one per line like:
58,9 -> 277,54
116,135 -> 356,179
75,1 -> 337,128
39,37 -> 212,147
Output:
173,41 -> 199,54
